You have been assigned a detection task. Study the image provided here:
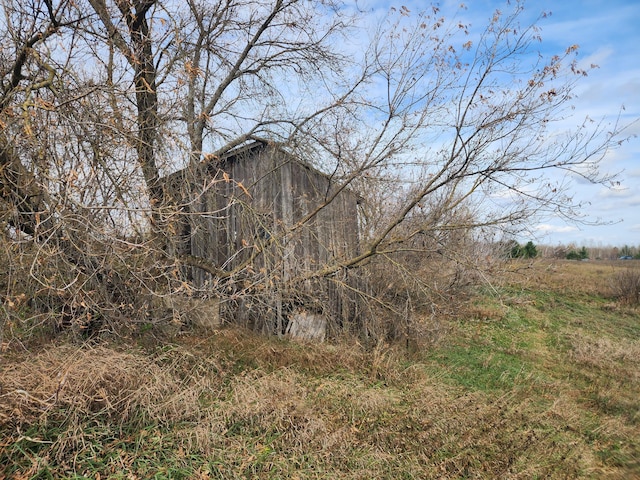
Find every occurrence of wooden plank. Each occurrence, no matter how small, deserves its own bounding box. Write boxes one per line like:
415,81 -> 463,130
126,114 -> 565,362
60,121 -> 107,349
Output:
161,141 -> 363,328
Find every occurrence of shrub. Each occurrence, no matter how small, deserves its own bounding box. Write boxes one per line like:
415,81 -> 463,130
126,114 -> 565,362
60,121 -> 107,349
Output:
523,241 -> 538,258
610,268 -> 640,305
567,247 -> 588,261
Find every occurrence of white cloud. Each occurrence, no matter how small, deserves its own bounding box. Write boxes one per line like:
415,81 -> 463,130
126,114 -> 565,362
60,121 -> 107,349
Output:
577,47 -> 614,71
597,185 -> 632,199
535,224 -> 579,233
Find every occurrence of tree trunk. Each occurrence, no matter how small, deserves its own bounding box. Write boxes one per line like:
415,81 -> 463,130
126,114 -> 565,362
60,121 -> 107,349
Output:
0,139 -> 53,240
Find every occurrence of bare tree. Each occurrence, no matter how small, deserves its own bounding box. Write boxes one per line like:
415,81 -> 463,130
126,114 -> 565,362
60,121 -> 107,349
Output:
0,0 -> 630,341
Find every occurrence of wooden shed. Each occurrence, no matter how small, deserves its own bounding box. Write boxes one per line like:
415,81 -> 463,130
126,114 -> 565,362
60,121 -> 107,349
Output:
162,139 -> 364,336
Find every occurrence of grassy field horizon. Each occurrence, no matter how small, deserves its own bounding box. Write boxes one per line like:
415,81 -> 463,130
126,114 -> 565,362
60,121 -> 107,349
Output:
1,259 -> 638,479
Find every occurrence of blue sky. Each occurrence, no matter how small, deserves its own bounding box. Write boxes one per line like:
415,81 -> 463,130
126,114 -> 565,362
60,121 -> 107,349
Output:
513,0 -> 640,247
358,0 -> 640,247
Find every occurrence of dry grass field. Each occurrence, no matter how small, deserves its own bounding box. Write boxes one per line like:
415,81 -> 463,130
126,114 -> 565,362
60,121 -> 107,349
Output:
1,260 -> 638,479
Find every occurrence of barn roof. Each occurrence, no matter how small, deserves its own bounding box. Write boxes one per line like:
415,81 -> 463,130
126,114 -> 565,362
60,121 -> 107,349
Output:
203,138 -> 325,179
162,137 -> 362,205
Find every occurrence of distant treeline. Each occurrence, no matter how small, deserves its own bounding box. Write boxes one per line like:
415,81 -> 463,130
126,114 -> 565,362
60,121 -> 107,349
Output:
503,241 -> 640,260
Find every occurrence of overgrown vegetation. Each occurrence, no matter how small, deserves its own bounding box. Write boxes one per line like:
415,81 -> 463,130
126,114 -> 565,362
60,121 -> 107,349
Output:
1,1 -> 636,474
1,0 -> 627,339
610,267 -> 640,306
1,260 -> 638,479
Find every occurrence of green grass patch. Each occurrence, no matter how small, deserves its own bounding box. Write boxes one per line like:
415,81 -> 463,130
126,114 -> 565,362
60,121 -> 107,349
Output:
424,345 -> 532,392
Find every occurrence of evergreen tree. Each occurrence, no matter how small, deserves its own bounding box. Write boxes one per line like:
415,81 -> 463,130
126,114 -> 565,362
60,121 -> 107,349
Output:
524,241 -> 538,258
510,242 -> 523,258
579,246 -> 589,260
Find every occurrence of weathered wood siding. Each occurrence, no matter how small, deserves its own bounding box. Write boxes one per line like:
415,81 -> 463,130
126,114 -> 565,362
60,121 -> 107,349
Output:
163,141 -> 361,329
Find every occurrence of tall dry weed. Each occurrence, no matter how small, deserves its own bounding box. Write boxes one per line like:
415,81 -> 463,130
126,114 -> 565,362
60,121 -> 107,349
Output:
610,267 -> 640,305
2,347 -> 161,424
0,344 -> 224,462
